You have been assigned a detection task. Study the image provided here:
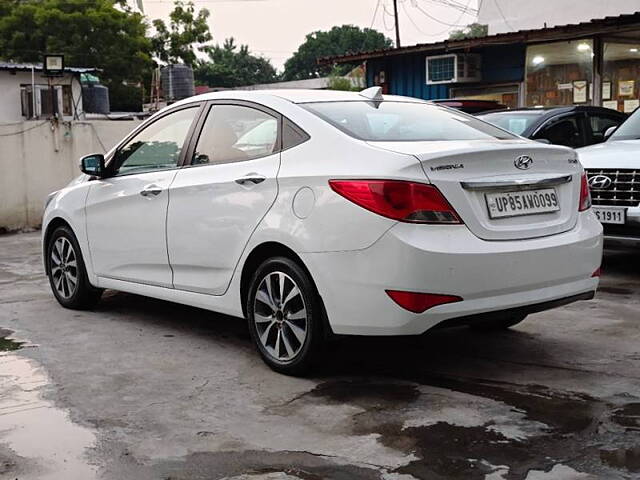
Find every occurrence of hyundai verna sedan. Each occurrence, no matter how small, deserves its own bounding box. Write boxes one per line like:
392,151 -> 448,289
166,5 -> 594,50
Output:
42,87 -> 603,375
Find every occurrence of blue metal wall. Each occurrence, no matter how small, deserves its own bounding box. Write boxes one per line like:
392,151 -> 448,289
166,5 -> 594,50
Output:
366,44 -> 526,100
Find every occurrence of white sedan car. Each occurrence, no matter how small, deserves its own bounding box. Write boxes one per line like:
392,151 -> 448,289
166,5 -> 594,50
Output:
42,88 -> 603,375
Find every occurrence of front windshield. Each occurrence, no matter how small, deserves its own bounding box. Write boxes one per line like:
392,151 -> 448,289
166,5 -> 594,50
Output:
301,101 -> 517,141
610,108 -> 640,140
476,112 -> 544,136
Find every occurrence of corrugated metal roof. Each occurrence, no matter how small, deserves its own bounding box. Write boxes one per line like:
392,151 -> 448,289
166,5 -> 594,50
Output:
0,62 -> 98,73
321,11 -> 640,64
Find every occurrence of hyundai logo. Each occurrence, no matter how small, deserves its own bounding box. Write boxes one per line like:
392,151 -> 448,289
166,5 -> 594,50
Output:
588,174 -> 613,190
514,155 -> 533,170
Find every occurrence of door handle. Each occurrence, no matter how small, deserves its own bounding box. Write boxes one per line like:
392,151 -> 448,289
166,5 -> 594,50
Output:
140,185 -> 163,197
235,173 -> 266,185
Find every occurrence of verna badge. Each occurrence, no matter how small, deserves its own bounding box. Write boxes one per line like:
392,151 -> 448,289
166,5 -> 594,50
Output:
514,155 -> 533,170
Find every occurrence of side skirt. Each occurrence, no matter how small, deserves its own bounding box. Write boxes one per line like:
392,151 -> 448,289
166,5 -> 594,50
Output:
96,276 -> 244,319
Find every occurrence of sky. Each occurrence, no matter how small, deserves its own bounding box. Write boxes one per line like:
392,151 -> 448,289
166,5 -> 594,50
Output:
140,0 -> 480,72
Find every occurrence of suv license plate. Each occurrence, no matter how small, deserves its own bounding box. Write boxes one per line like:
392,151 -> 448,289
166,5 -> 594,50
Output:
593,206 -> 626,224
485,188 -> 560,219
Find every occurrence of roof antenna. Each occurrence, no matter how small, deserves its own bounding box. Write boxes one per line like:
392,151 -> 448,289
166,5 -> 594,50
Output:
359,86 -> 384,101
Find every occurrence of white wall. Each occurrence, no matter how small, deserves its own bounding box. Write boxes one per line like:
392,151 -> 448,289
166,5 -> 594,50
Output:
0,70 -> 84,123
478,0 -> 640,34
0,120 -> 142,231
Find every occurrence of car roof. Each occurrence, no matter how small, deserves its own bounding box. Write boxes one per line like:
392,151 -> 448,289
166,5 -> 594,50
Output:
479,106 -> 625,116
178,89 -> 428,105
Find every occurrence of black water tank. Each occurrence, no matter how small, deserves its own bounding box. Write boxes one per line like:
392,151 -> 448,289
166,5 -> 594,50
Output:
82,84 -> 110,114
161,64 -> 195,101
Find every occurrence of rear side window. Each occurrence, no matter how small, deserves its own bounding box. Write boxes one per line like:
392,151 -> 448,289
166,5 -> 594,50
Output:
533,116 -> 583,148
302,101 -> 516,141
282,118 -> 310,150
192,104 -> 278,166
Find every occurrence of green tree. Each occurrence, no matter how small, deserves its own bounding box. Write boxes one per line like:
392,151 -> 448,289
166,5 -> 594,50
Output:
448,23 -> 488,40
194,38 -> 277,88
0,0 -> 152,111
283,25 -> 392,81
327,76 -> 356,91
151,0 -> 212,65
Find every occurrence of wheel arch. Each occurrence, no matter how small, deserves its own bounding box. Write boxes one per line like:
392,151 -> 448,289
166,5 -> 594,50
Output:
43,217 -> 73,276
239,242 -> 328,332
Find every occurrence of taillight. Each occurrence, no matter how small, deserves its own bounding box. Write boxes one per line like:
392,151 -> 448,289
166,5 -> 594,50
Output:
592,267 -> 601,278
579,173 -> 592,212
329,180 -> 462,224
386,290 -> 463,313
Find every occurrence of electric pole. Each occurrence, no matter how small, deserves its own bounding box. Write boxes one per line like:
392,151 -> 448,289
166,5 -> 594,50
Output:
392,0 -> 401,47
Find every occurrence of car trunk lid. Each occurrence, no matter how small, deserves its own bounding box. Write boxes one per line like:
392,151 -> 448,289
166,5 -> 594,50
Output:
369,139 -> 582,241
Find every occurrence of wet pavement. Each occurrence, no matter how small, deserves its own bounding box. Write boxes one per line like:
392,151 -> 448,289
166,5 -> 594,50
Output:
0,232 -> 639,479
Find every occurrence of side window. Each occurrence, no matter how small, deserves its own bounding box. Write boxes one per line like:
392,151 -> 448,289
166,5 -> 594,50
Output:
589,115 -> 623,144
113,107 -> 198,176
534,116 -> 582,148
192,105 -> 278,166
282,118 -> 310,150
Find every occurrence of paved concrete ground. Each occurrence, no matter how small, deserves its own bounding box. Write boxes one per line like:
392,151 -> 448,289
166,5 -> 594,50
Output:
0,232 -> 639,480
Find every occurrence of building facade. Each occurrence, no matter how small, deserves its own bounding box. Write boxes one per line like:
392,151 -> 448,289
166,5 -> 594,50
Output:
325,13 -> 640,114
0,63 -> 96,123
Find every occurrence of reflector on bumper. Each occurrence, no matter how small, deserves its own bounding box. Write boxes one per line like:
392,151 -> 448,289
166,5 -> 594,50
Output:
386,290 -> 463,313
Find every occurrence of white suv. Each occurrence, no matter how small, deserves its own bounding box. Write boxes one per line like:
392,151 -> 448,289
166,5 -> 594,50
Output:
579,109 -> 640,245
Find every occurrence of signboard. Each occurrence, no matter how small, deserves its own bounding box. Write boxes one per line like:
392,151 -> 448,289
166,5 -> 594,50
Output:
572,80 -> 587,103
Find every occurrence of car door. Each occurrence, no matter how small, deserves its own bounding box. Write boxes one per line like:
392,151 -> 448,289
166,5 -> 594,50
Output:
85,104 -> 201,287
167,102 -> 281,295
532,114 -> 586,148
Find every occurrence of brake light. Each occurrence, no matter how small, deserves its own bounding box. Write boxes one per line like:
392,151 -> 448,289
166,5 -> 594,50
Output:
329,180 -> 462,224
592,267 -> 601,278
386,290 -> 463,313
579,172 -> 592,211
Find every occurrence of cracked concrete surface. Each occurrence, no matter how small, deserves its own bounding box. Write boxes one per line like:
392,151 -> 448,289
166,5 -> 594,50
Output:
0,232 -> 639,479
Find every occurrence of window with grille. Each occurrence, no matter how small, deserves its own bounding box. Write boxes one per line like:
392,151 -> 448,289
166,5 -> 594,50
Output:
427,55 -> 456,84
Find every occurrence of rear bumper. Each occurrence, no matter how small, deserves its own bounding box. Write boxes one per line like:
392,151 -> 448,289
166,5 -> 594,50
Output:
434,291 -> 595,330
301,211 -> 603,335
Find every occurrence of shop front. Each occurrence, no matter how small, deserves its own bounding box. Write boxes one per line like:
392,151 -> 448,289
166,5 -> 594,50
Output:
524,36 -> 640,112
324,12 -> 640,112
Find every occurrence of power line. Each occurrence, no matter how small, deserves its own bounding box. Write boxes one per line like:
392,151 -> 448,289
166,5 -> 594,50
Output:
369,0 -> 382,29
382,3 -> 396,31
411,0 -> 473,27
401,0 -> 431,36
492,0 -> 514,31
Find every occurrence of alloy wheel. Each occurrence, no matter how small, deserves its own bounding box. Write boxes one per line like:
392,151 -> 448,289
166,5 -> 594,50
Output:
50,237 -> 78,300
253,271 -> 308,362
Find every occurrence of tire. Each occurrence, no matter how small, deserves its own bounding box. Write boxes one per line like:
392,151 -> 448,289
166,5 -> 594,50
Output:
246,257 -> 324,376
46,225 -> 102,310
470,314 -> 528,331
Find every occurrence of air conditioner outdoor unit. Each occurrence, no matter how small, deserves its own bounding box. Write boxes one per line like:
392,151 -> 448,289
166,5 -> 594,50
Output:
426,54 -> 482,85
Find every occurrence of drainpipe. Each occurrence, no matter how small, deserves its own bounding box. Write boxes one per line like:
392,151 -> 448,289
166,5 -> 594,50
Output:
31,66 -> 36,118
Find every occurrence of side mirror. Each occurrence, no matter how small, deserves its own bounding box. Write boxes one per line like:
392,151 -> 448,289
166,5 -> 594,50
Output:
80,154 -> 105,177
604,126 -> 617,139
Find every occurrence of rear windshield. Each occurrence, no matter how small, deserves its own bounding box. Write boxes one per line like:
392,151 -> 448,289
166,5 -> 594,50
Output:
301,101 -> 517,141
476,112 -> 545,136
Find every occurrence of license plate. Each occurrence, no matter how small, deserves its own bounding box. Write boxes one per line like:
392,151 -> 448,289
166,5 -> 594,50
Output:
593,206 -> 626,224
485,188 -> 560,219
